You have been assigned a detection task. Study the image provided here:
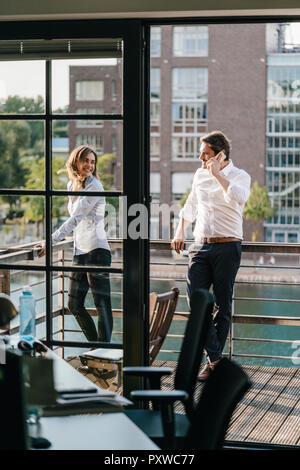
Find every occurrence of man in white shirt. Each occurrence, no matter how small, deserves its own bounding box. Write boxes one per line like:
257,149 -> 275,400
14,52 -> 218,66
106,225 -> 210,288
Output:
171,131 -> 251,381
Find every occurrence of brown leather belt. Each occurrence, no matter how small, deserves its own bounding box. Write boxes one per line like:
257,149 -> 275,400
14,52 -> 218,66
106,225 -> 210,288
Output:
198,237 -> 242,244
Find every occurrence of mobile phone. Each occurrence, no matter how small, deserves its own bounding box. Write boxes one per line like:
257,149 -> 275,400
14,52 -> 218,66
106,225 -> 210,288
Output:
216,151 -> 226,163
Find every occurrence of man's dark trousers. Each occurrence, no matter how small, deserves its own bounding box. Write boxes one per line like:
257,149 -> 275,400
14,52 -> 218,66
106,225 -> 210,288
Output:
187,241 -> 242,362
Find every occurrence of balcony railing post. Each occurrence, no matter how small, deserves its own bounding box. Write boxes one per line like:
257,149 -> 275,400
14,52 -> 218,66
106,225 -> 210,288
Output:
57,249 -> 65,358
0,269 -> 11,332
229,287 -> 235,360
0,269 -> 10,295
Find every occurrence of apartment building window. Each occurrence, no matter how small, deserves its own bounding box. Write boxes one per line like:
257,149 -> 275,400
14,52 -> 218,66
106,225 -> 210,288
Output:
75,80 -> 104,100
150,172 -> 161,201
150,135 -> 160,159
150,102 -> 160,128
151,68 -> 160,159
173,68 -> 208,99
172,136 -> 198,160
172,172 -> 194,201
173,26 -> 208,56
172,68 -> 208,160
173,102 -> 207,133
150,27 -> 161,57
76,134 -> 103,153
112,134 -> 117,153
76,108 -> 104,127
151,68 -> 160,99
112,79 -> 117,100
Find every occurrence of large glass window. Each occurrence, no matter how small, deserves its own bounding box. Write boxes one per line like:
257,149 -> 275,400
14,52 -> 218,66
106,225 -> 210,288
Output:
0,38 -> 125,357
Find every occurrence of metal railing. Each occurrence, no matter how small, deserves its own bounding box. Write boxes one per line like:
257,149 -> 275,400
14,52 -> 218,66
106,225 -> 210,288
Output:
1,239 -> 300,364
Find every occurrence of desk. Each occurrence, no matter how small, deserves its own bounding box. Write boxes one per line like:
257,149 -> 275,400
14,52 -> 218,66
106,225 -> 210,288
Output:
31,350 -> 158,450
39,413 -> 159,450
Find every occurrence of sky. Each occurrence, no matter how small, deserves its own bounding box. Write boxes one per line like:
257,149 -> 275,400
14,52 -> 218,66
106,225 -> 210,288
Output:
0,58 -> 117,110
0,23 -> 300,110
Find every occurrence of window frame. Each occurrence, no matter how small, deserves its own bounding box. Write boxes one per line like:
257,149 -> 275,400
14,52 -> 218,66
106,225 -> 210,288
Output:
0,19 -> 149,398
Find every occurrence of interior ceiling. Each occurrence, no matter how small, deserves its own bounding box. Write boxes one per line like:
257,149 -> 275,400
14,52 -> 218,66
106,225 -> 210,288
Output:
1,2 -> 300,21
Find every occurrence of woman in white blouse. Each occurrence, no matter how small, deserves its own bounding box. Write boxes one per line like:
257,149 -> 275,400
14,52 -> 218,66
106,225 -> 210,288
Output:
36,145 -> 112,342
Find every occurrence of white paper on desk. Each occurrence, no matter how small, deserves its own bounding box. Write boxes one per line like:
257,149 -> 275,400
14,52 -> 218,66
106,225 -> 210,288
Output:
56,391 -> 132,407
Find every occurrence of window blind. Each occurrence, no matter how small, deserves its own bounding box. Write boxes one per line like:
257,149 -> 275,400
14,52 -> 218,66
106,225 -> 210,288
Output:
0,38 -> 123,60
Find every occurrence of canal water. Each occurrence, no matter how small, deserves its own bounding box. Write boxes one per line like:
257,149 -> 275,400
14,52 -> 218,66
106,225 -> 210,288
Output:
9,272 -> 300,368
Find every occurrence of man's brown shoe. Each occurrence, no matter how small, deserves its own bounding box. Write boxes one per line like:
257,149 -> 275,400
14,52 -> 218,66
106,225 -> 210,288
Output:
197,359 -> 220,382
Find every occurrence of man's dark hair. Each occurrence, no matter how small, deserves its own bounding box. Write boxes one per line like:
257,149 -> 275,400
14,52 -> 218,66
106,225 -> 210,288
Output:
201,131 -> 231,160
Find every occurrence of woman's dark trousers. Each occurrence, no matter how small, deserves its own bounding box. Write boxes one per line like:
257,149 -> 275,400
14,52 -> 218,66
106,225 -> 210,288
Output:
68,248 -> 113,342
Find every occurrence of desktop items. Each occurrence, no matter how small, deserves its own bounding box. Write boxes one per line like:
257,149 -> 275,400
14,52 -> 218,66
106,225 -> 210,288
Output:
0,293 -> 50,449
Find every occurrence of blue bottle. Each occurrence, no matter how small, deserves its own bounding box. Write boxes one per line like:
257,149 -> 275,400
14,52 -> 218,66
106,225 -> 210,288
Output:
19,286 -> 36,337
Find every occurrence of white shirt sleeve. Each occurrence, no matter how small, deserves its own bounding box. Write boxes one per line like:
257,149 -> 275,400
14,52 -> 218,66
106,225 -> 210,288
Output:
223,171 -> 251,206
178,173 -> 198,223
52,181 -> 105,246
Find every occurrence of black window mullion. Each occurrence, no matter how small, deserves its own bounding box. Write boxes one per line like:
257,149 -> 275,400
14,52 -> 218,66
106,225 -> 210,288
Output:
122,21 -> 148,398
45,59 -> 53,347
0,114 -> 123,121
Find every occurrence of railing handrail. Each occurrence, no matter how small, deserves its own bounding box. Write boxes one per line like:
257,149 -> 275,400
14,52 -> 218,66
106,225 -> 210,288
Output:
1,238 -> 300,363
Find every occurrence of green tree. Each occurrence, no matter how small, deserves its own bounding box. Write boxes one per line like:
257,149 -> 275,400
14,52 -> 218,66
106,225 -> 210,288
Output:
243,181 -> 276,241
0,95 -> 44,150
22,156 -> 68,237
0,120 -> 31,215
179,190 -> 189,208
52,105 -> 68,138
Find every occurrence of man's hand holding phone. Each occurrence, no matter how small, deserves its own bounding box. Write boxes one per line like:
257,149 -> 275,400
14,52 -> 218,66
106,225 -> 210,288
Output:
206,151 -> 226,176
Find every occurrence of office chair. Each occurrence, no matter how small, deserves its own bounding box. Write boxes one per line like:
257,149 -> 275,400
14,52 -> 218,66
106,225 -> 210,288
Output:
184,357 -> 252,450
123,288 -> 214,449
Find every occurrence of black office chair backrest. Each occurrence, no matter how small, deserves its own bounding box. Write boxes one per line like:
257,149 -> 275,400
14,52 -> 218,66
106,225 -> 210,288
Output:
186,357 -> 252,450
0,350 -> 29,450
174,288 -> 214,416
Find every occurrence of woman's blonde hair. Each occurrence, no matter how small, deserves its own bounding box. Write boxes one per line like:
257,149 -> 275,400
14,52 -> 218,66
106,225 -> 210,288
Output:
66,145 -> 98,186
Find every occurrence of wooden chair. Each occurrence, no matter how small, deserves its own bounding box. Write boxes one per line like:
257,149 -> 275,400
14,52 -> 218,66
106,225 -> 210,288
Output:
79,287 -> 179,390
